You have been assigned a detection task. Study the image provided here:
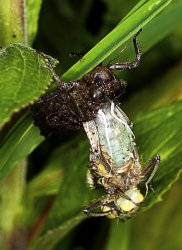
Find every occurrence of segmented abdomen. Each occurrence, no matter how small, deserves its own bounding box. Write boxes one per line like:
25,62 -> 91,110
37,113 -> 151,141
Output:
84,102 -> 135,169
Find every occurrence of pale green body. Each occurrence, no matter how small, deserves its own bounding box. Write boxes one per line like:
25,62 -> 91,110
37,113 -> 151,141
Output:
84,102 -> 138,171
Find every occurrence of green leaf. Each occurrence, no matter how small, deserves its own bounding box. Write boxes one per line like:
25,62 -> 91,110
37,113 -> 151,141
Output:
0,44 -> 58,125
139,0 -> 182,52
105,220 -> 132,250
27,136 -> 90,248
28,214 -> 86,250
105,0 -> 182,64
27,166 -> 64,198
27,150 -> 65,197
0,111 -> 44,181
61,0 -> 171,82
0,160 -> 27,249
40,137 -> 91,230
135,100 -> 182,210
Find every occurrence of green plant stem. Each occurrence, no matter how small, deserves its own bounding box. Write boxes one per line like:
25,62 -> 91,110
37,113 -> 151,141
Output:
0,0 -> 27,46
0,1 -> 28,249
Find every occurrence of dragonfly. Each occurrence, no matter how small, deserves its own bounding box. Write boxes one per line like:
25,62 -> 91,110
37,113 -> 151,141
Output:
83,101 -> 160,221
32,29 -> 160,221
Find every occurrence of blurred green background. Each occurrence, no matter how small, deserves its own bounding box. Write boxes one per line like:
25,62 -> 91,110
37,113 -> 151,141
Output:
31,1 -> 182,249
1,0 -> 182,249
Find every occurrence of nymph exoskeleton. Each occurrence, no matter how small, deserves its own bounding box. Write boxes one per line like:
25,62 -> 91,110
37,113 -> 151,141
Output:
32,30 -> 141,137
83,102 -> 160,221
